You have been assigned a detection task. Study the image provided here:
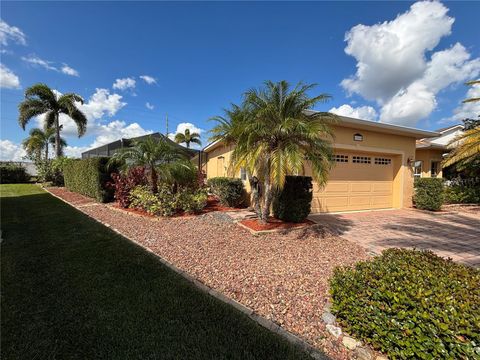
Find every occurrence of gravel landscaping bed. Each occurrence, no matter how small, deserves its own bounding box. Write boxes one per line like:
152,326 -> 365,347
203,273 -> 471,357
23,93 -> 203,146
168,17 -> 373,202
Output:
443,203 -> 480,216
47,187 -> 368,359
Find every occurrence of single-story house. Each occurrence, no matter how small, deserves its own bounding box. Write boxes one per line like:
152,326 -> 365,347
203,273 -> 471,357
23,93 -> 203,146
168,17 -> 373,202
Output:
200,114 -> 440,213
414,124 -> 463,179
81,132 -> 198,159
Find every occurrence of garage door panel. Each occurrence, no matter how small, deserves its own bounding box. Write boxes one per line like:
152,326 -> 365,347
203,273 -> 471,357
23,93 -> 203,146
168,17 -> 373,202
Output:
311,151 -> 395,213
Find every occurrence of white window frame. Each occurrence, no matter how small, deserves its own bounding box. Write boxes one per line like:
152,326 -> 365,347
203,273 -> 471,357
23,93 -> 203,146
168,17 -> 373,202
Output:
413,160 -> 423,178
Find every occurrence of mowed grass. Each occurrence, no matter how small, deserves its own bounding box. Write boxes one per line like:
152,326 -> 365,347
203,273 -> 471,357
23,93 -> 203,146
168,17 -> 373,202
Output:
1,184 -> 314,360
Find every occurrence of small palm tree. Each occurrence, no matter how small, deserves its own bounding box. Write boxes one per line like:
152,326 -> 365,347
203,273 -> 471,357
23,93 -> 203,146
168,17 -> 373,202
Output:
443,127 -> 480,168
210,80 -> 337,223
22,127 -> 67,161
18,83 -> 87,158
110,136 -> 188,193
174,128 -> 201,148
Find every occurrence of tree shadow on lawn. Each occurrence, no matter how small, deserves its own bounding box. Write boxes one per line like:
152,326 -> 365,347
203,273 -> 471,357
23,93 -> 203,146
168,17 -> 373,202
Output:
369,214 -> 480,258
0,187 -> 319,360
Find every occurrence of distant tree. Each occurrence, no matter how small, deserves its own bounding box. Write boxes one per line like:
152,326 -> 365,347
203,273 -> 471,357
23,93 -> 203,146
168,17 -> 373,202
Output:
18,83 -> 87,158
22,127 -> 67,162
174,128 -> 201,148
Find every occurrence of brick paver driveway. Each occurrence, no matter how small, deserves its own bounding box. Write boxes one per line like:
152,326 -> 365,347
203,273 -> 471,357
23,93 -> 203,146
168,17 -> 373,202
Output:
310,209 -> 480,267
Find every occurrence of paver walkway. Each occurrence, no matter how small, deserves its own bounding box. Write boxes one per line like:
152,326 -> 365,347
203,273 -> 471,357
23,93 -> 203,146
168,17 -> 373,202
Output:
310,209 -> 480,267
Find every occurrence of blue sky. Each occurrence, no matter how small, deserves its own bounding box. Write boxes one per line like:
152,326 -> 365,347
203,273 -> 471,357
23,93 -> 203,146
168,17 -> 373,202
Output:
1,1 -> 479,159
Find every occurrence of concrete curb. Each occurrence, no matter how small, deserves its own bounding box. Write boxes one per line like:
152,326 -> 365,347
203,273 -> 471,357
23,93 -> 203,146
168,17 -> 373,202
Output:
44,187 -> 329,360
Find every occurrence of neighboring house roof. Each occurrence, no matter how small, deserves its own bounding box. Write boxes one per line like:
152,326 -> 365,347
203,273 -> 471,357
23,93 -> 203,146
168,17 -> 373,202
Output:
416,124 -> 464,150
202,113 -> 440,152
81,132 -> 198,158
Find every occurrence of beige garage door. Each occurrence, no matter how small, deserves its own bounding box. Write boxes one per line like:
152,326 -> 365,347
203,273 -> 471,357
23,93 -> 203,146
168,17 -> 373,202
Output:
310,152 -> 394,213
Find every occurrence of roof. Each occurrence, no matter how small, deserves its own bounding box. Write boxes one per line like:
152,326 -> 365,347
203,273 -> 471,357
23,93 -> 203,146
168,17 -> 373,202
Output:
203,113 -> 440,152
416,123 -> 464,150
81,132 -> 198,158
435,124 -> 464,133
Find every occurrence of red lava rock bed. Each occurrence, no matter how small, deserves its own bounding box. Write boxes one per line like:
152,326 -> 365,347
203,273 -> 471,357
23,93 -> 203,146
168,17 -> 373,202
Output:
240,217 -> 315,232
45,186 -> 369,359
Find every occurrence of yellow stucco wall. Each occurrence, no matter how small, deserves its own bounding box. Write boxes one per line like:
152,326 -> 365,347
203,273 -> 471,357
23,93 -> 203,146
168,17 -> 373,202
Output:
203,124 -> 417,211
414,148 -> 444,178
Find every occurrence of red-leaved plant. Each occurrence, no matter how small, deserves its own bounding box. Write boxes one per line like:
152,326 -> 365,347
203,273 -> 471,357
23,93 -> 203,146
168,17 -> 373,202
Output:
110,167 -> 148,208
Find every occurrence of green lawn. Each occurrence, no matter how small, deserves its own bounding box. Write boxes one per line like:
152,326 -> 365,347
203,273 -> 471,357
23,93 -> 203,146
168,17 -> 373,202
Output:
1,184 -> 314,360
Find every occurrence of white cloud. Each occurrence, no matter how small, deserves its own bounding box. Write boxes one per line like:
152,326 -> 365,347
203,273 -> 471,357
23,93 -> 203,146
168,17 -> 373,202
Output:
169,122 -> 204,149
0,140 -> 26,161
0,19 -> 26,46
90,121 -> 153,149
329,104 -> 377,121
21,55 -> 79,77
61,64 -> 79,77
0,63 -> 20,89
21,55 -> 57,71
63,146 -> 89,159
113,77 -> 136,90
341,1 -> 480,127
448,83 -> 480,122
145,102 -> 154,110
140,75 -> 157,84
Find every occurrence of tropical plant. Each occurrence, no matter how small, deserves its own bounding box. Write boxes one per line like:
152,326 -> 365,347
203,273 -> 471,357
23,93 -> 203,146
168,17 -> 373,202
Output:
109,136 -> 189,193
443,125 -> 480,168
22,127 -> 67,161
462,79 -> 480,103
18,83 -> 87,158
210,80 -> 337,223
174,128 -> 202,148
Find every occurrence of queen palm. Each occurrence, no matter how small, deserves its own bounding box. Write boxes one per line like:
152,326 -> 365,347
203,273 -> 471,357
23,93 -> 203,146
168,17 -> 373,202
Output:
22,127 -> 67,161
210,80 -> 337,223
443,127 -> 480,168
110,136 -> 188,194
18,83 -> 87,158
174,128 -> 201,148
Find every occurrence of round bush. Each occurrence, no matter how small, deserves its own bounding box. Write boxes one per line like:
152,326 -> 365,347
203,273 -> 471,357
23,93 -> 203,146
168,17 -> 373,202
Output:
207,177 -> 244,207
273,176 -> 313,222
330,249 -> 480,359
413,178 -> 444,211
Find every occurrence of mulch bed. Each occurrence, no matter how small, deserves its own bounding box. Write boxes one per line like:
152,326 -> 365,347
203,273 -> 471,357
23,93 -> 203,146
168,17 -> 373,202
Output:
46,186 -> 369,360
240,217 -> 315,232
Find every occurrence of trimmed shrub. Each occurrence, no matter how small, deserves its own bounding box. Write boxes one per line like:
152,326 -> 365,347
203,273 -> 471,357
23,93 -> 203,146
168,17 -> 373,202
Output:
110,167 -> 148,208
444,184 -> 480,204
63,158 -> 118,202
330,249 -> 480,359
176,188 -> 208,214
207,177 -> 244,207
0,163 -> 30,184
413,177 -> 444,211
273,176 -> 313,222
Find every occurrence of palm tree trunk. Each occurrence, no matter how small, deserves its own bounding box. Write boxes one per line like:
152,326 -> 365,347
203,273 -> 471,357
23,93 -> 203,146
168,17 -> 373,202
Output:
248,173 -> 261,217
45,142 -> 49,161
150,167 -> 158,194
260,167 -> 273,224
54,113 -> 61,158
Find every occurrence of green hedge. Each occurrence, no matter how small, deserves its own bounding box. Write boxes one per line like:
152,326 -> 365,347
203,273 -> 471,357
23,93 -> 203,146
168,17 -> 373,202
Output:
207,177 -> 244,207
330,249 -> 480,359
273,176 -> 313,222
0,163 -> 30,184
413,177 -> 444,211
444,184 -> 480,204
63,158 -> 117,202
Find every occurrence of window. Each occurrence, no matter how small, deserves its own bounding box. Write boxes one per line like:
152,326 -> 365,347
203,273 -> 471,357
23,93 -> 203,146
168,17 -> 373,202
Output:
414,161 -> 423,177
352,156 -> 371,164
431,161 -> 440,177
374,157 -> 392,165
240,167 -> 247,181
333,154 -> 349,163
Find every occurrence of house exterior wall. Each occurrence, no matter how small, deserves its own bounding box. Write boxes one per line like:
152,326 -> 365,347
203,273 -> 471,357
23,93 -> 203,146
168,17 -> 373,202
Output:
203,124 -> 417,212
415,148 -> 445,178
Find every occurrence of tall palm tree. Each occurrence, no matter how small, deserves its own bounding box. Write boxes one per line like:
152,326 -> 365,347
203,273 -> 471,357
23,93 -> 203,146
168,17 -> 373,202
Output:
22,127 -> 67,161
210,80 -> 337,223
174,128 -> 201,148
110,136 -> 188,193
18,83 -> 87,158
